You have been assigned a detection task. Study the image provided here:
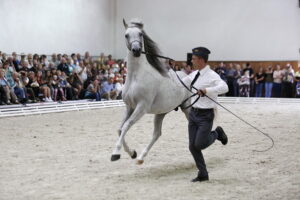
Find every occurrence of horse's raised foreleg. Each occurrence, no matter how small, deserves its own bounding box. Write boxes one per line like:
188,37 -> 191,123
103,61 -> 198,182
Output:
111,104 -> 147,161
136,113 -> 166,165
118,105 -> 137,159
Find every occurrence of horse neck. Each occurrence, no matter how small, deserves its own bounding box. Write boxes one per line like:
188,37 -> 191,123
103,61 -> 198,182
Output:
126,51 -> 147,78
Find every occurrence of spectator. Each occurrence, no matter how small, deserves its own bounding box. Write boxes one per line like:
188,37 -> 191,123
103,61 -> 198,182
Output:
282,63 -> 294,98
27,71 -> 40,101
215,62 -> 227,82
181,62 -> 192,75
243,63 -> 255,97
233,64 -> 242,97
68,71 -> 83,100
12,72 -> 27,104
1,52 -> 7,63
57,57 -> 70,75
295,64 -> 300,98
3,61 -> 18,103
84,79 -> 101,101
101,75 -> 117,100
20,71 -> 37,103
238,70 -> 250,97
12,52 -> 20,71
107,55 -> 116,66
273,64 -> 283,98
0,69 -> 11,105
226,63 -> 236,96
51,74 -> 66,101
36,70 -> 52,102
254,67 -> 265,97
264,65 -> 273,98
115,77 -> 124,99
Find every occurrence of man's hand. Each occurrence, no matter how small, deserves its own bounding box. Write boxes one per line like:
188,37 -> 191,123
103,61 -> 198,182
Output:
197,89 -> 207,97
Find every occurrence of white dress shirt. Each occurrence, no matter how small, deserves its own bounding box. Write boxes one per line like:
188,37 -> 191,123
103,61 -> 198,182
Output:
183,65 -> 228,109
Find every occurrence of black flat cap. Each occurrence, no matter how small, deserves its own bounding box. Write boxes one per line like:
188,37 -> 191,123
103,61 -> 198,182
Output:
192,47 -> 211,57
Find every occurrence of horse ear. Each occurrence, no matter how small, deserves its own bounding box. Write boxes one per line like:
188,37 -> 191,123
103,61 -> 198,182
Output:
123,19 -> 128,29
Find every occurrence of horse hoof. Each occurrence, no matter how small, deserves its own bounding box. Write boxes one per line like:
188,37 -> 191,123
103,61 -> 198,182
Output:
136,159 -> 144,165
131,150 -> 137,159
111,154 -> 121,161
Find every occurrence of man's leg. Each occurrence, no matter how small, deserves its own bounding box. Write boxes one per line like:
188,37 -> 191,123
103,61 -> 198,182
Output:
189,109 -> 216,179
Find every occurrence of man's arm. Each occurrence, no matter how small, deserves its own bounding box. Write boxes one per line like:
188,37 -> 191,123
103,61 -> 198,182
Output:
205,75 -> 228,96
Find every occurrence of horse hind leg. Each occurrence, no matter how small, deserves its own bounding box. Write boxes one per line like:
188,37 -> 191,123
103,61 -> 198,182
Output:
111,104 -> 147,161
137,113 -> 166,165
118,106 -> 137,159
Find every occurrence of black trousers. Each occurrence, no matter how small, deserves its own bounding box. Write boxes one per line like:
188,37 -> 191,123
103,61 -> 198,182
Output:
188,108 -> 218,177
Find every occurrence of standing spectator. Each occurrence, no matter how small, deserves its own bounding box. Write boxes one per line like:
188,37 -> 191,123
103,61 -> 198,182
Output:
215,62 -> 227,82
181,62 -> 192,75
255,67 -> 265,97
233,64 -> 242,97
273,64 -> 283,97
107,55 -> 116,67
243,63 -> 255,97
282,63 -> 294,98
294,64 -> 300,98
97,52 -> 106,67
238,70 -> 250,97
264,66 -> 273,98
226,63 -> 236,96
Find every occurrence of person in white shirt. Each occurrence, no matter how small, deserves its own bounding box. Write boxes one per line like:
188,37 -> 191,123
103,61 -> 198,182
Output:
183,47 -> 229,182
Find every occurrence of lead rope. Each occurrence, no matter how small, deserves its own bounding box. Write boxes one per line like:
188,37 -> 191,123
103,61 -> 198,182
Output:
141,51 -> 274,152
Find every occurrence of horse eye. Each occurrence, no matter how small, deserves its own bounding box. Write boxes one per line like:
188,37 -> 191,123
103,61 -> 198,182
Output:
139,32 -> 142,37
125,34 -> 129,39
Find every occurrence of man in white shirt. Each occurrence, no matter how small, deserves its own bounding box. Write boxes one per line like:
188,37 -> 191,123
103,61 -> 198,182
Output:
183,47 -> 229,182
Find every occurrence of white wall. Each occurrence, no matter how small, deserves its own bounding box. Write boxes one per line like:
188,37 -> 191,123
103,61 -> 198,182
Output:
0,0 -> 114,56
115,0 -> 300,61
1,0 -> 299,60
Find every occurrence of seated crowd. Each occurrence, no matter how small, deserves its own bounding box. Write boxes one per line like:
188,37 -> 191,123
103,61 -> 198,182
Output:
0,51 -> 299,106
171,61 -> 300,98
0,51 -> 125,105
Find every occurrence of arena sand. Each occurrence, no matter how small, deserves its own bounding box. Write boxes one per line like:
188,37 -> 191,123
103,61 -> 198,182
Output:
0,103 -> 299,200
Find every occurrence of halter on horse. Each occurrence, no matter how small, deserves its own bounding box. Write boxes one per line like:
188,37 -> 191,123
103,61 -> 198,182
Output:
111,19 -> 191,164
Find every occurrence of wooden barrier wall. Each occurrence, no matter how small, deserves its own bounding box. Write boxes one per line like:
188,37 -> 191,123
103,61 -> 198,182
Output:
175,60 -> 299,73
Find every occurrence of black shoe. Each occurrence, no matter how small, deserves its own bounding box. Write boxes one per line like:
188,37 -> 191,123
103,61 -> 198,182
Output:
191,176 -> 209,182
216,126 -> 228,145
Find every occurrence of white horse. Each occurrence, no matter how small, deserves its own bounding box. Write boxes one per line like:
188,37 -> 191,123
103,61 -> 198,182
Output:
111,19 -> 191,164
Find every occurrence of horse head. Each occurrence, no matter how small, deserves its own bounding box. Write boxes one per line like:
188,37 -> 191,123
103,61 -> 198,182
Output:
123,18 -> 144,57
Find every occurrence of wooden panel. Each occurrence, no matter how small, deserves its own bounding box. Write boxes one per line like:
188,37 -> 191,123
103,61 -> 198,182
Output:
175,60 -> 299,73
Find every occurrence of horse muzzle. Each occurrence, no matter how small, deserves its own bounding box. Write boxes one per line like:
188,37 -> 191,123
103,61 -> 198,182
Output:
131,42 -> 142,57
132,48 -> 141,57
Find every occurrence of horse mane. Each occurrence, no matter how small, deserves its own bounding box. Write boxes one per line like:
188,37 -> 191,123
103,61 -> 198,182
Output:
142,30 -> 168,77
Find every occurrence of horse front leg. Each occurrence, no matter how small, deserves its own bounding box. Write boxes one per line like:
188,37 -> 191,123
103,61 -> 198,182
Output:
111,104 -> 147,161
137,113 -> 166,165
118,105 -> 137,159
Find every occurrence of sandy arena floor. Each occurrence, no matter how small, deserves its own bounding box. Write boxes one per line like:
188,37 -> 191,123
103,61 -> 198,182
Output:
0,103 -> 299,200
